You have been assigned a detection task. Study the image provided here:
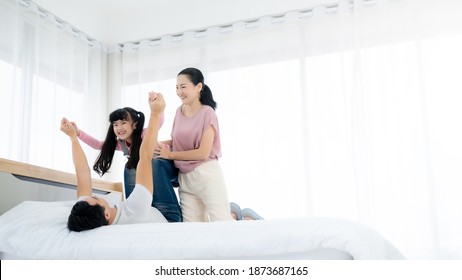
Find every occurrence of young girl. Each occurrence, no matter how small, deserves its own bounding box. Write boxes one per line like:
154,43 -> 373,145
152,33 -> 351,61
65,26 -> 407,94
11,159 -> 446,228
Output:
68,106 -> 182,222
157,68 -> 232,222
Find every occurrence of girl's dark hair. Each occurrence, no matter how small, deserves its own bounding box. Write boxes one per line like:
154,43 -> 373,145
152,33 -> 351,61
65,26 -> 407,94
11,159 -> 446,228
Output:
178,67 -> 217,110
93,107 -> 145,176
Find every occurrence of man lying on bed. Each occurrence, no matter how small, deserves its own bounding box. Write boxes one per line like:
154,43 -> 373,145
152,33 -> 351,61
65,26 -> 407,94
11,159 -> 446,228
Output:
60,92 -> 168,232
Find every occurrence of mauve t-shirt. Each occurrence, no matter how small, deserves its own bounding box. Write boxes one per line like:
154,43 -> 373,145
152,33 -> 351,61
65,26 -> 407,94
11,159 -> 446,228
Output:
171,105 -> 221,173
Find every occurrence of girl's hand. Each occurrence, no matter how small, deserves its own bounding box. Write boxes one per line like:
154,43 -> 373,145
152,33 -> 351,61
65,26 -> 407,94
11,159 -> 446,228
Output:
60,118 -> 78,138
70,121 -> 80,137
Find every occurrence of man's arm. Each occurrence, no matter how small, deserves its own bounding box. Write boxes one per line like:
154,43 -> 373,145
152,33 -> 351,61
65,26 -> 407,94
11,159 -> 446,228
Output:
136,92 -> 166,194
60,118 -> 92,198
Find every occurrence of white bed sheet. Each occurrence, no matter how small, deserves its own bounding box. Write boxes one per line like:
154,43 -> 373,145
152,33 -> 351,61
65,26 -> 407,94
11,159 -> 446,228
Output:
0,200 -> 405,260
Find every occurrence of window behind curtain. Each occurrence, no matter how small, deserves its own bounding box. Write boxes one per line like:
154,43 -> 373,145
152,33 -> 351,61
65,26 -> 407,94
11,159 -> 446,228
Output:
0,0 -> 107,178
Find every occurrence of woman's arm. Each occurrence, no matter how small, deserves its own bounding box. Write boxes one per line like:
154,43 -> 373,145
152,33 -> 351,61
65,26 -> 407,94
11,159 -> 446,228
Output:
159,126 -> 215,161
159,139 -> 173,146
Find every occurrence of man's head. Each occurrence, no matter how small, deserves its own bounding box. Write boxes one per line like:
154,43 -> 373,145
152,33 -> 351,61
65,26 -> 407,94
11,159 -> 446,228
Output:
67,196 -> 111,232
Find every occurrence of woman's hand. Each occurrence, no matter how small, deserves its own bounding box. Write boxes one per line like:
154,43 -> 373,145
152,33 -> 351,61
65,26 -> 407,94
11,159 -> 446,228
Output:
157,143 -> 172,159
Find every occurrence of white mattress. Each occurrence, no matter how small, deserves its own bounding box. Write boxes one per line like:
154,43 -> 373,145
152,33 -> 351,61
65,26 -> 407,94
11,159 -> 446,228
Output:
0,200 -> 405,260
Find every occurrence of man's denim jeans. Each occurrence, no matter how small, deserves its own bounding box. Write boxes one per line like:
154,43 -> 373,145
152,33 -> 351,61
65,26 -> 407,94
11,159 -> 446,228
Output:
124,158 -> 182,222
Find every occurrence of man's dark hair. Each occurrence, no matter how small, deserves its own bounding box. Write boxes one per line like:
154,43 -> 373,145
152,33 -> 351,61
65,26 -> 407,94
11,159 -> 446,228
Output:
67,201 -> 109,232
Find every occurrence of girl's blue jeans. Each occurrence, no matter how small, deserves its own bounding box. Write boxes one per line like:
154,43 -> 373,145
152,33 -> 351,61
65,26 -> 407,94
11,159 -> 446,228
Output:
124,158 -> 182,222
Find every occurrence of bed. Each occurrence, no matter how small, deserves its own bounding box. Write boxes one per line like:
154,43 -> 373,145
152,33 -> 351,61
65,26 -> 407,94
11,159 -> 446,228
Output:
0,158 -> 405,260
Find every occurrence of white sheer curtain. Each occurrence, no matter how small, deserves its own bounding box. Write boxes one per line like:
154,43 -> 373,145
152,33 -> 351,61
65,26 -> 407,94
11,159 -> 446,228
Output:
111,0 -> 462,259
0,0 -> 107,177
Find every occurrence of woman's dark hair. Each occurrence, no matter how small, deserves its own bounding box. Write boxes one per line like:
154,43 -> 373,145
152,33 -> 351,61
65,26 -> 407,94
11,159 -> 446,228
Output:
67,201 -> 109,232
178,67 -> 217,110
93,107 -> 145,176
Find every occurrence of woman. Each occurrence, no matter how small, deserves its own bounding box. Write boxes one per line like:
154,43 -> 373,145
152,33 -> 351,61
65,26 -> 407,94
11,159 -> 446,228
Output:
157,68 -> 232,222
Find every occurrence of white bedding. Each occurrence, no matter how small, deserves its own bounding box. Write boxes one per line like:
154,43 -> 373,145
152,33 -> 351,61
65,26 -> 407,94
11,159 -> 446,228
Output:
0,200 -> 405,260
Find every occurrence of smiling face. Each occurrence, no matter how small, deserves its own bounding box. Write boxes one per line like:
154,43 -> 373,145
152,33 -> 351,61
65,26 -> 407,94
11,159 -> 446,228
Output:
112,118 -> 136,142
108,108 -> 139,144
176,74 -> 202,105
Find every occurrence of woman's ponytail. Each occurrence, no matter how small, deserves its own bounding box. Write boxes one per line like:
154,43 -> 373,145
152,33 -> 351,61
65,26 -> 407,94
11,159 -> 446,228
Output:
178,67 -> 217,110
200,83 -> 217,110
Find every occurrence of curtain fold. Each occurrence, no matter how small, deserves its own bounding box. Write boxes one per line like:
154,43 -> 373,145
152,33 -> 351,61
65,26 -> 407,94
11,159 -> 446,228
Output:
113,0 -> 462,259
0,0 -> 107,178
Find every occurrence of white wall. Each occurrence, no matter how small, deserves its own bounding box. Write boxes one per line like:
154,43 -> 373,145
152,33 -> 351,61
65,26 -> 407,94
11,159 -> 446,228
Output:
33,0 -> 331,45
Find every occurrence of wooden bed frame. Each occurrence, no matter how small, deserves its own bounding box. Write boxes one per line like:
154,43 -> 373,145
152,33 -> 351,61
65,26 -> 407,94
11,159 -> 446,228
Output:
0,158 -> 123,214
